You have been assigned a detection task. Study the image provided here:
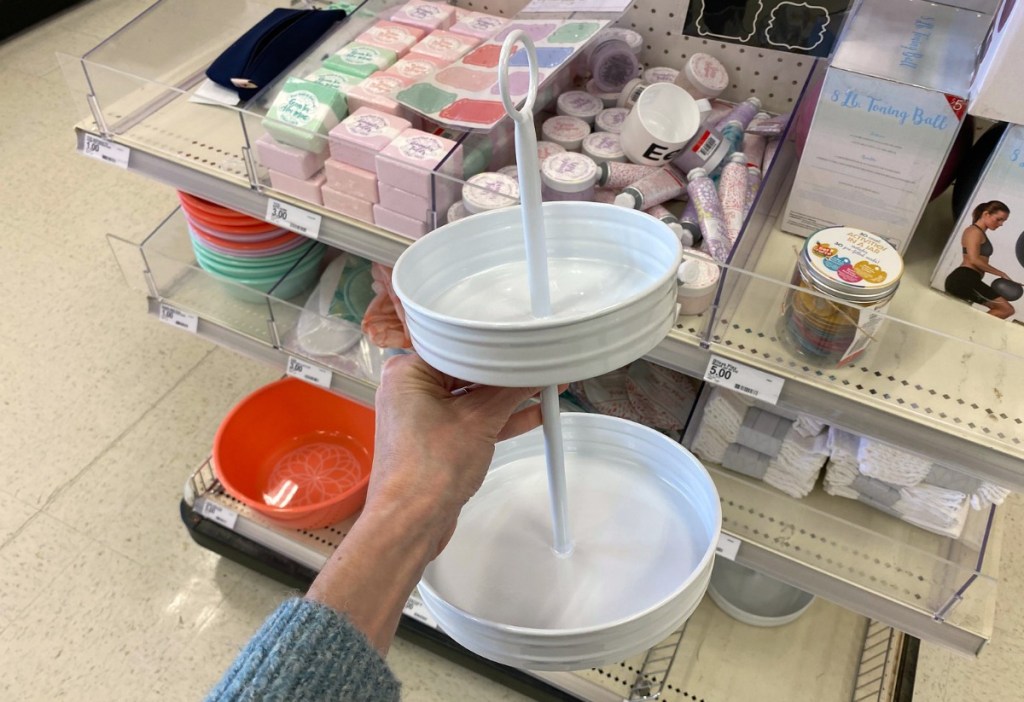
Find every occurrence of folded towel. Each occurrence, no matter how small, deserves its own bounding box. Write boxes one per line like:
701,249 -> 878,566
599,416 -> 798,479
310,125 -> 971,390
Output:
851,475 -> 901,507
736,407 -> 792,457
972,482 -> 1011,511
793,414 -> 827,438
857,437 -> 933,486
763,426 -> 829,498
723,443 -> 770,479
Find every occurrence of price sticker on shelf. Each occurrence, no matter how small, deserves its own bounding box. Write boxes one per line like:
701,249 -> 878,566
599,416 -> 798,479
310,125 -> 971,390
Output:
158,304 -> 199,334
286,356 -> 332,389
81,134 -> 130,169
403,591 -> 440,630
715,533 -> 741,561
265,198 -> 322,239
703,355 -> 783,405
199,499 -> 238,530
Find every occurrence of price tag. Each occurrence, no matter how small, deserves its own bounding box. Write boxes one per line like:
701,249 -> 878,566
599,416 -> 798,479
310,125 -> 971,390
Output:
81,134 -> 130,169
200,499 -> 238,530
266,198 -> 322,239
403,591 -> 440,630
286,356 -> 332,389
158,304 -> 199,334
716,533 -> 741,561
703,355 -> 784,405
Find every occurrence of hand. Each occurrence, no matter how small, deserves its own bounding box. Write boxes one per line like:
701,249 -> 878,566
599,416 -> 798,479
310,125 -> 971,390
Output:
366,353 -> 544,553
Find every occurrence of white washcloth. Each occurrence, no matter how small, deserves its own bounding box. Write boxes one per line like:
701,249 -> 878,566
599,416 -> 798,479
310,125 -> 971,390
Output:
762,426 -> 829,498
972,483 -> 1011,511
857,437 -> 933,486
793,414 -> 827,438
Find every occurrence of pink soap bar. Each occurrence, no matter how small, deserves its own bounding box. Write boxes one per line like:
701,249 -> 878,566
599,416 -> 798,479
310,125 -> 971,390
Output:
378,181 -> 433,221
373,204 -> 430,240
356,20 -> 425,58
328,108 -> 412,172
390,0 -> 455,31
323,185 -> 375,224
324,159 -> 379,203
345,73 -> 416,117
268,169 -> 326,206
409,30 -> 479,63
449,12 -> 508,40
376,128 -> 462,199
255,134 -> 327,180
385,54 -> 448,81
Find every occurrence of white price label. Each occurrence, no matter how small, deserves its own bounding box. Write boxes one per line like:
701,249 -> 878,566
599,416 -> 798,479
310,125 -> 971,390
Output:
286,356 -> 332,388
703,355 -> 784,405
265,198 -> 321,239
200,499 -> 238,530
82,134 -> 130,168
403,591 -> 440,630
158,304 -> 199,334
716,533 -> 741,561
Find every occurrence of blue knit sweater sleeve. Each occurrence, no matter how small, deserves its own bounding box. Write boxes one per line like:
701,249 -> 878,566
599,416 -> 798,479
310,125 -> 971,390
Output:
206,597 -> 401,702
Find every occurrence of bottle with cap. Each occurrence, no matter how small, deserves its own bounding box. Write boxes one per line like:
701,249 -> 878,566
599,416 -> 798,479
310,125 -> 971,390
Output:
541,151 -> 599,202
713,96 -> 762,131
678,198 -> 702,249
720,120 -> 745,160
686,167 -> 731,262
676,248 -> 721,316
717,153 -> 749,245
614,166 -> 687,210
596,160 -> 662,189
585,33 -> 641,92
743,165 -> 762,219
672,121 -> 730,175
674,53 -> 729,100
643,203 -> 686,241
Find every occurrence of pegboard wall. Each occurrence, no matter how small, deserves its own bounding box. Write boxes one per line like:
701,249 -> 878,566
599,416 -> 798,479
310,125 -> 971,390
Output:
454,0 -> 816,114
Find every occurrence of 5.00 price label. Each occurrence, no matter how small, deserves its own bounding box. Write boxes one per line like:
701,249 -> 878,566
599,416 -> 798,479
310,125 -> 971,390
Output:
266,198 -> 322,239
703,355 -> 784,405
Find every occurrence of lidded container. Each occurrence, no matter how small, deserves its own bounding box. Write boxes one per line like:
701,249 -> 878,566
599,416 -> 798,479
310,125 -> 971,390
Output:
675,52 -> 729,100
780,227 -> 904,367
584,33 -> 641,92
556,90 -> 604,124
541,151 -> 599,201
462,172 -> 520,214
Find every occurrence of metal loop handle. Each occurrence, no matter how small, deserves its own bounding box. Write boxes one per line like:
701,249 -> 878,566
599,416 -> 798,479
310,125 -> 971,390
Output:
497,30 -> 539,124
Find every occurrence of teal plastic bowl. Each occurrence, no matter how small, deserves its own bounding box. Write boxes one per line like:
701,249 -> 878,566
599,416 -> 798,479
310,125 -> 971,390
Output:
198,245 -> 325,302
192,241 -> 316,279
189,230 -> 310,268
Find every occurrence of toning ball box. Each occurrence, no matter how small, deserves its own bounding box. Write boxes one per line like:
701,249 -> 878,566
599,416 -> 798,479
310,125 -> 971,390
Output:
969,0 -> 1024,123
782,0 -> 989,252
931,124 -> 1024,324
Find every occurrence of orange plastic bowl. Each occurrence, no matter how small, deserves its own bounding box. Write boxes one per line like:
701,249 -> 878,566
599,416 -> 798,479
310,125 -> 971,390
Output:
213,378 -> 376,530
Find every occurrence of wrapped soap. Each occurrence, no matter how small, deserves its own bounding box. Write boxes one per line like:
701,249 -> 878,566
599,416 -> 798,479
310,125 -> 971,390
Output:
408,29 -> 479,63
303,67 -> 362,97
255,134 -> 327,180
449,11 -> 508,40
323,185 -> 375,223
385,54 -> 447,81
263,78 -> 347,153
390,0 -> 456,31
268,169 -> 327,205
324,159 -> 379,202
375,127 -> 463,198
356,20 -> 425,58
324,43 -> 398,79
345,72 -> 416,117
328,107 -> 412,171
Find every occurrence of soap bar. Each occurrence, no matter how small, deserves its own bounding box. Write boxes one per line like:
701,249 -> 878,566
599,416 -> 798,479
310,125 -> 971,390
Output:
328,108 -> 412,171
324,43 -> 399,79
323,184 -> 375,224
378,181 -> 433,221
255,134 -> 327,180
375,127 -> 463,198
345,72 -> 416,118
324,159 -> 379,202
373,204 -> 430,239
356,20 -> 425,58
390,0 -> 455,31
303,67 -> 363,97
448,12 -> 508,40
262,78 -> 347,153
385,54 -> 448,81
408,30 -> 479,63
268,169 -> 327,206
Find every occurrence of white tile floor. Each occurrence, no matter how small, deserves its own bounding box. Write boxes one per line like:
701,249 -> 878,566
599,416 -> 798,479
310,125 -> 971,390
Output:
1,2 -> 1022,700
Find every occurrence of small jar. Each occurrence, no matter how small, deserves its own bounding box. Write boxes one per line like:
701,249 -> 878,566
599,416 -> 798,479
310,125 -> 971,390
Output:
536,140 -> 567,162
556,90 -> 604,124
596,27 -> 643,55
497,164 -> 521,180
677,248 -> 720,316
644,66 -> 680,84
779,227 -> 904,367
446,200 -> 469,223
462,172 -> 520,214
595,107 -> 629,134
541,115 -> 591,151
581,132 -> 626,164
585,37 -> 640,92
586,79 -> 622,108
616,78 -> 648,109
541,151 -> 598,201
675,53 -> 729,100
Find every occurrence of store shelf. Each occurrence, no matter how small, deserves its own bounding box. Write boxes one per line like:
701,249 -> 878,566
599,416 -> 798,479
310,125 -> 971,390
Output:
184,459 -> 906,702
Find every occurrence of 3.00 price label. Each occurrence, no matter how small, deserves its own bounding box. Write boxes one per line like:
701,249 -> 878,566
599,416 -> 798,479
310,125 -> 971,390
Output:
703,355 -> 784,405
266,198 -> 322,239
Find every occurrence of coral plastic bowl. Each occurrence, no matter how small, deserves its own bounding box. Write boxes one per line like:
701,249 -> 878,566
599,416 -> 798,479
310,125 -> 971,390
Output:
213,378 -> 375,530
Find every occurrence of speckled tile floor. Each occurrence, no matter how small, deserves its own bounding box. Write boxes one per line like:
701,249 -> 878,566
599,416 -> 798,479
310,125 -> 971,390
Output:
0,2 -> 1022,701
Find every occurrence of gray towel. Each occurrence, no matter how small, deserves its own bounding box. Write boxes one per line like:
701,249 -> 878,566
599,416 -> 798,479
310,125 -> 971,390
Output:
736,407 -> 793,457
723,443 -> 770,479
851,475 -> 901,507
925,464 -> 981,495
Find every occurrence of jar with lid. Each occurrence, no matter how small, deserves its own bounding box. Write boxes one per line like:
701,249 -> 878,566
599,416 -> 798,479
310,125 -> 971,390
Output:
779,227 -> 904,367
540,152 -> 599,201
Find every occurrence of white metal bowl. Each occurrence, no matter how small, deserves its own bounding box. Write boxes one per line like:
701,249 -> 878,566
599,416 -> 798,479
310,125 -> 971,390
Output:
418,413 -> 721,671
707,558 -> 815,628
391,202 -> 682,387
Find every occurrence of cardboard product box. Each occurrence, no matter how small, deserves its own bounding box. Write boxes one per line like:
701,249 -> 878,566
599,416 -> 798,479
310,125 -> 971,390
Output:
931,124 -> 1024,323
782,0 -> 989,252
969,0 -> 1024,123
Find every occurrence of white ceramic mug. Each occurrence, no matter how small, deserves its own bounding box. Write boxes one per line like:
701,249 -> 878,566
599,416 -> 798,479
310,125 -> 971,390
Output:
620,82 -> 701,166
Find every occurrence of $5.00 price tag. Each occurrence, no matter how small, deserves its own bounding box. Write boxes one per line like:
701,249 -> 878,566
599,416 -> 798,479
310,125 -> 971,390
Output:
266,198 -> 322,239
82,134 -> 130,168
286,356 -> 332,389
199,499 -> 238,530
158,304 -> 199,334
403,591 -> 440,630
715,533 -> 741,561
703,355 -> 784,405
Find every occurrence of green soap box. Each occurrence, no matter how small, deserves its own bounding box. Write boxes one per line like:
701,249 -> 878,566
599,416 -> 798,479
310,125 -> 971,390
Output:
262,77 -> 348,153
324,42 -> 398,80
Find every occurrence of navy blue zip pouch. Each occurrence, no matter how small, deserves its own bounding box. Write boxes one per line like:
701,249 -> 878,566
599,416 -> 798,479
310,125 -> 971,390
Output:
206,8 -> 348,102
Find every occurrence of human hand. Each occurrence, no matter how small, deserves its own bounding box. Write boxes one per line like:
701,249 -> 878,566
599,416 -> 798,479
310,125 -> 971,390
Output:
366,353 -> 544,553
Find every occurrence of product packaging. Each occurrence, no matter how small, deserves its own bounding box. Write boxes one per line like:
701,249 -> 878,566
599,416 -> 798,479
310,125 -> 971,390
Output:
968,0 -> 1024,122
781,0 -> 989,252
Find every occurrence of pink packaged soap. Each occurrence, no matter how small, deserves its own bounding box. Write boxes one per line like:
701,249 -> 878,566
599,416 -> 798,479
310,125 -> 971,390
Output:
324,159 -> 379,203
328,108 -> 412,172
345,72 -> 416,118
390,0 -> 455,32
322,184 -> 376,224
356,20 -> 425,58
408,30 -> 479,63
378,181 -> 440,222
268,169 -> 327,206
376,128 -> 463,199
385,54 -> 448,81
255,134 -> 327,180
448,12 -> 508,40
373,204 -> 429,240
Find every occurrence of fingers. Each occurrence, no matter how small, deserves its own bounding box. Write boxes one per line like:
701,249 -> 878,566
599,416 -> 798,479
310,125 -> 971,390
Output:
496,403 -> 543,441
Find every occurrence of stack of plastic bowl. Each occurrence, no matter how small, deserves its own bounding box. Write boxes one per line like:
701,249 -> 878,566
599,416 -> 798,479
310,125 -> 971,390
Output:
707,558 -> 815,627
178,191 -> 325,302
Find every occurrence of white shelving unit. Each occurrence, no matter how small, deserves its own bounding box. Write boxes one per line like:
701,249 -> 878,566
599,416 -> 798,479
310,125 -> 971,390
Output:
66,0 -> 1019,694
